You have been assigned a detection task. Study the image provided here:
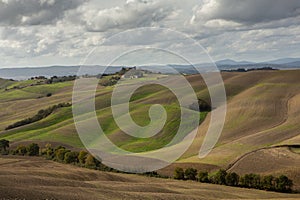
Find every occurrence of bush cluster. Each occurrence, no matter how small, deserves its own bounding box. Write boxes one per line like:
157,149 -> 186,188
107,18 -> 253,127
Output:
99,76 -> 120,87
9,142 -> 107,171
174,168 -> 293,193
189,99 -> 211,112
5,103 -> 71,130
222,67 -> 277,73
40,144 -> 118,172
11,143 -> 40,156
40,144 -> 111,171
45,76 -> 77,84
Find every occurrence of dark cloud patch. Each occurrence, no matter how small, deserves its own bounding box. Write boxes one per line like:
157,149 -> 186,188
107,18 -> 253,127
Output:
0,0 -> 85,26
193,0 -> 300,25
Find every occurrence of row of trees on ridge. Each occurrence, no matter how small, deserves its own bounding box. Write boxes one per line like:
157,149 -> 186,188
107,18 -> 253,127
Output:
174,167 -> 293,193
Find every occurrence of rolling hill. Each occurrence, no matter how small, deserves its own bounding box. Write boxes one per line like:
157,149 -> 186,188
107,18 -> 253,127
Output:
0,70 -> 300,189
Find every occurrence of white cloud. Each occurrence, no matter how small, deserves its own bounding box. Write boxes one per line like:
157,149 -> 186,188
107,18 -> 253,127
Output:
80,0 -> 175,32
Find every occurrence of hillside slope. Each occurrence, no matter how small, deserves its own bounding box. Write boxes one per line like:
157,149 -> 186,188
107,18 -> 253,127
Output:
182,70 -> 300,164
0,156 -> 299,200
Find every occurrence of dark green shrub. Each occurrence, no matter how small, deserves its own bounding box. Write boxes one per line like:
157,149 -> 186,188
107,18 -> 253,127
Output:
41,143 -> 55,159
198,171 -> 209,183
213,169 -> 227,185
85,154 -> 101,169
0,139 -> 9,154
275,175 -> 293,192
54,147 -> 70,162
189,99 -> 211,112
225,172 -> 239,186
64,151 -> 79,164
185,168 -> 198,180
99,76 -> 120,86
27,143 -> 40,156
261,175 -> 276,191
240,173 -> 261,189
16,145 -> 27,156
174,167 -> 185,180
78,150 -> 88,165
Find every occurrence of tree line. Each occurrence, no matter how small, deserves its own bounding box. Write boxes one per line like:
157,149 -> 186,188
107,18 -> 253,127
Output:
45,75 -> 77,84
0,139 -> 295,193
40,144 -> 105,170
174,167 -> 294,193
5,103 -> 71,130
0,140 -> 115,172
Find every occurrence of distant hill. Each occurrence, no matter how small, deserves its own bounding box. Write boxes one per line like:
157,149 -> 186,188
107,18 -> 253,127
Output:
1,57 -> 300,80
0,66 -> 122,80
264,58 -> 300,65
0,78 -> 15,89
216,59 -> 254,66
284,61 -> 300,67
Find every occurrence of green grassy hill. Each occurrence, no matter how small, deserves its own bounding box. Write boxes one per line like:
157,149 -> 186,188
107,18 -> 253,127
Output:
0,78 -> 15,90
0,76 -> 207,152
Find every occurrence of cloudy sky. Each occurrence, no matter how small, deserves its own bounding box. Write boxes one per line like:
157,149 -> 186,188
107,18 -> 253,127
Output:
0,0 -> 300,67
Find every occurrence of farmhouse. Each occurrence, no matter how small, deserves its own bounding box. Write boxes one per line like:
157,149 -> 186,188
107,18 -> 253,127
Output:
121,68 -> 144,79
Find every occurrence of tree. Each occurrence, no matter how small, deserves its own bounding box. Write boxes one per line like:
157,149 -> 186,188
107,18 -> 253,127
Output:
261,175 -> 275,191
214,169 -> 227,185
275,175 -> 293,192
0,139 -> 9,153
185,168 -> 198,181
250,174 -> 261,189
198,171 -> 209,183
16,145 -> 27,156
43,143 -> 54,159
78,150 -> 88,165
239,175 -> 246,187
85,154 -> 100,169
225,172 -> 239,186
27,143 -> 40,156
55,147 -> 69,162
241,173 -> 261,189
174,167 -> 185,180
189,99 -> 211,112
64,151 -> 79,164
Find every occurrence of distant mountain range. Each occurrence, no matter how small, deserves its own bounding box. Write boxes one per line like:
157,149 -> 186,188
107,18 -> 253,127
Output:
263,58 -> 300,65
214,58 -> 300,70
216,59 -> 255,66
215,58 -> 300,66
148,58 -> 300,74
1,58 -> 300,80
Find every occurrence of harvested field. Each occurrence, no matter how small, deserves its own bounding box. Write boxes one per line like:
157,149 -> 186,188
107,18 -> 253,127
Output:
0,156 -> 299,200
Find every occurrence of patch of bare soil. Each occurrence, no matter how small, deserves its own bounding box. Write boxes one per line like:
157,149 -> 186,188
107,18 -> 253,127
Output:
228,147 -> 300,191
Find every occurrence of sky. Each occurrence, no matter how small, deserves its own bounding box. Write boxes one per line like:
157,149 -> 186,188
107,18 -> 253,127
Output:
0,0 -> 300,67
